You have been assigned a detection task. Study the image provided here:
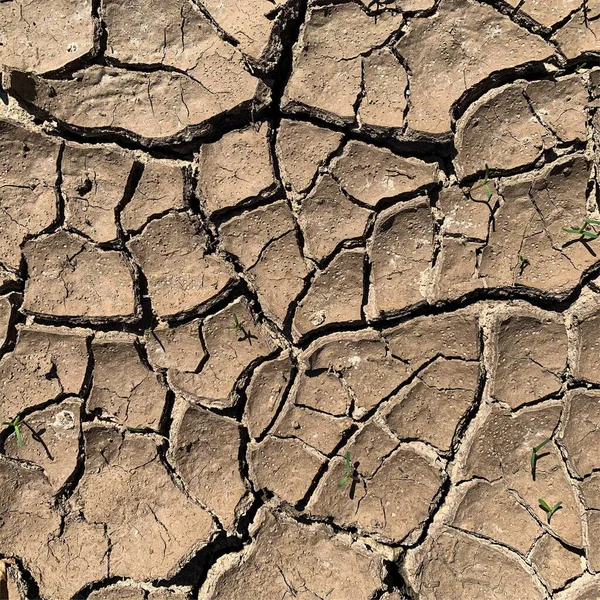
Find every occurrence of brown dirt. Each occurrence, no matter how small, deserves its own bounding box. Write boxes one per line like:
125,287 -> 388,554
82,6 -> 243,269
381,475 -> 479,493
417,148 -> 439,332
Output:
0,1 -> 599,598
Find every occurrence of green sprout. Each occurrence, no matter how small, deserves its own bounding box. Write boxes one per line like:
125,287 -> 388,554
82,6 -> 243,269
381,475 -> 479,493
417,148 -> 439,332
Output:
576,63 -> 588,73
228,313 -> 244,333
539,498 -> 562,524
531,437 -> 551,480
469,164 -> 494,201
338,451 -> 353,488
562,219 -> 600,240
227,314 -> 255,346
2,416 -> 24,447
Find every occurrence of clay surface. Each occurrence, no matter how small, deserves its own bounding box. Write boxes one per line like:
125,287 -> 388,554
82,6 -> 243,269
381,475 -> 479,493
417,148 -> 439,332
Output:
1,2 -> 599,598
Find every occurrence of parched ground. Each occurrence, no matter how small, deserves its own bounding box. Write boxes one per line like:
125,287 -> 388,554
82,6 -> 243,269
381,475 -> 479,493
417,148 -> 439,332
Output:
1,0 -> 600,598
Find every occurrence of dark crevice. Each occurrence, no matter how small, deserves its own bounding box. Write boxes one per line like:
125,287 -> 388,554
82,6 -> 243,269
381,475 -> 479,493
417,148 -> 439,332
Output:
382,559 -> 418,599
0,555 -> 41,600
208,184 -> 285,228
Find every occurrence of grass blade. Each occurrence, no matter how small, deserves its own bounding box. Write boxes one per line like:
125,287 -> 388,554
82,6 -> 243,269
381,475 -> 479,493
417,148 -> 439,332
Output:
338,451 -> 353,488
14,424 -> 24,447
337,474 -> 350,488
548,501 -> 562,521
539,498 -> 562,523
533,438 -> 551,454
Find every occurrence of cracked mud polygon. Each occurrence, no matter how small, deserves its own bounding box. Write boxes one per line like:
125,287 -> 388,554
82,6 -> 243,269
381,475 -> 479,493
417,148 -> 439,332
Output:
0,0 -> 599,598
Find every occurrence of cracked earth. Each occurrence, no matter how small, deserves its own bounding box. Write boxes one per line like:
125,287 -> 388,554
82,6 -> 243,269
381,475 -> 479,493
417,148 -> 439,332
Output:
1,0 -> 600,598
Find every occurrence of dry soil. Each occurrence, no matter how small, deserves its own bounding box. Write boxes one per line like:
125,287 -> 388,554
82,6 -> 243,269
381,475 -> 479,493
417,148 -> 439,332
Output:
0,0 -> 599,598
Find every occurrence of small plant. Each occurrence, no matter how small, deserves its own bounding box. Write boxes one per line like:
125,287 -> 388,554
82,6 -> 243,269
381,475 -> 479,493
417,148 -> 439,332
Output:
338,451 -> 353,488
228,313 -> 244,333
576,62 -> 588,73
227,314 -> 256,346
2,416 -> 24,447
562,219 -> 600,240
531,437 -> 551,480
469,164 -> 494,201
539,498 -> 562,524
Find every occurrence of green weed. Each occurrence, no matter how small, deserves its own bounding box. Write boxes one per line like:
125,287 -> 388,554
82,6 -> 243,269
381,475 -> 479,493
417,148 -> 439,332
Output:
539,498 -> 562,524
2,416 -> 24,447
562,219 -> 600,240
228,314 -> 244,333
228,314 -> 255,346
531,437 -> 551,480
470,164 -> 494,201
576,63 -> 588,73
338,451 -> 353,488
